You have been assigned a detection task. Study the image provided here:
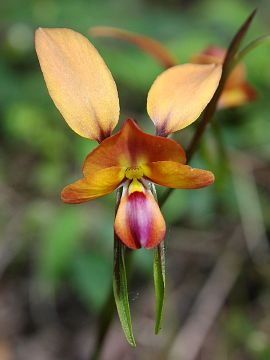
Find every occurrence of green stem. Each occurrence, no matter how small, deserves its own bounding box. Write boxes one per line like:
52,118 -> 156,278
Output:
231,33 -> 270,69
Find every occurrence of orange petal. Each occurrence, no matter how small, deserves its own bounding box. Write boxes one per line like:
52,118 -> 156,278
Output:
114,189 -> 166,249
89,26 -> 177,68
35,28 -> 119,142
61,166 -> 125,204
143,161 -> 214,189
83,118 -> 186,177
147,64 -> 222,136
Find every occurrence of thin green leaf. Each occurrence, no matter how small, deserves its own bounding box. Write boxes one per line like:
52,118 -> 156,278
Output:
150,183 -> 166,334
231,34 -> 270,69
113,234 -> 136,347
154,241 -> 166,334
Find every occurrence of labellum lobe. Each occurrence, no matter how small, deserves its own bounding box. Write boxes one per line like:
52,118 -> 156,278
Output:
115,184 -> 165,250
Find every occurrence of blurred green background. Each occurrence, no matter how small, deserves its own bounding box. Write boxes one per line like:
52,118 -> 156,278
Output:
1,0 -> 270,359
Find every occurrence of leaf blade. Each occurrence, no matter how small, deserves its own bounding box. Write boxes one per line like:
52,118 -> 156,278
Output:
232,33 -> 270,68
154,241 -> 166,334
113,234 -> 136,346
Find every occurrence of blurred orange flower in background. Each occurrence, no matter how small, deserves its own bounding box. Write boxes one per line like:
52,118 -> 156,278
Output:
191,46 -> 256,108
90,26 -> 256,109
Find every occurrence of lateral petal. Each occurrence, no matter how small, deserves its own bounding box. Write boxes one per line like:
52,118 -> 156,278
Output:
89,26 -> 177,68
115,189 -> 166,250
191,46 -> 256,108
143,161 -> 215,189
83,118 -> 186,177
35,28 -> 120,142
147,64 -> 222,136
61,166 -> 125,204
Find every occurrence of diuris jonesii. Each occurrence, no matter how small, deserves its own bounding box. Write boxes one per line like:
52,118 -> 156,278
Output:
35,28 -> 221,250
90,27 -> 256,109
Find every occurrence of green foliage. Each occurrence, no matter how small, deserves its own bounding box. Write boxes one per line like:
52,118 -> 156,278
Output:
224,309 -> 270,360
113,237 -> 136,346
71,252 -> 112,311
153,242 -> 166,334
38,207 -> 87,286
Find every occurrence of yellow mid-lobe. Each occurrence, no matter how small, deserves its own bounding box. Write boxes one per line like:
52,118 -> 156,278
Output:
125,167 -> 144,194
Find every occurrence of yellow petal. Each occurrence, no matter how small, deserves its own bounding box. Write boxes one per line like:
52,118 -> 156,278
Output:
89,26 -> 177,68
61,166 -> 125,204
35,28 -> 120,142
143,161 -> 214,189
147,63 -> 222,136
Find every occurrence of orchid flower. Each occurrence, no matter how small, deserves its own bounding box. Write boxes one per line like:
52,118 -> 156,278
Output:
35,28 -> 221,250
89,26 -> 256,109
